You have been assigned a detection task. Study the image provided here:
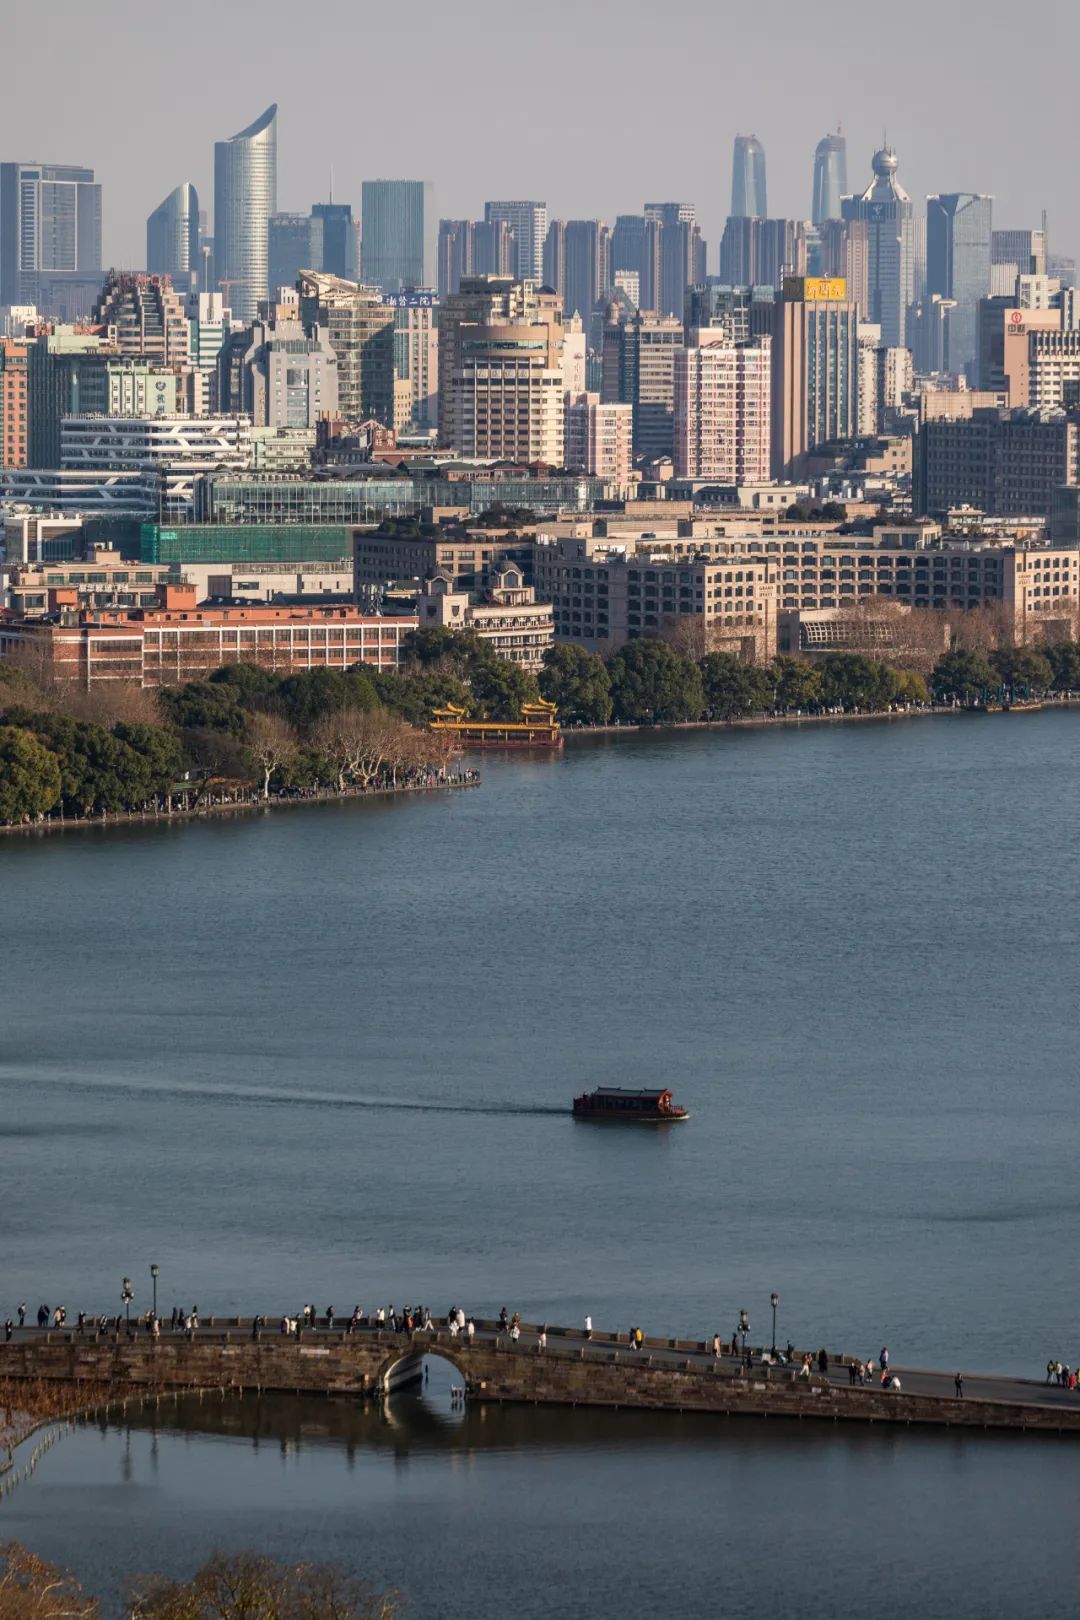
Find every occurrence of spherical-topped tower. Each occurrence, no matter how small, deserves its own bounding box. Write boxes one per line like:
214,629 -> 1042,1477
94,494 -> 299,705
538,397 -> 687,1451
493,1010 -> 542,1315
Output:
871,148 -> 899,179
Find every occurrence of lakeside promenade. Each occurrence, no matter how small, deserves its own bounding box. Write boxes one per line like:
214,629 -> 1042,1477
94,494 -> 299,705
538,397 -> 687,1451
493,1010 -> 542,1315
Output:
3,1316 -> 1078,1438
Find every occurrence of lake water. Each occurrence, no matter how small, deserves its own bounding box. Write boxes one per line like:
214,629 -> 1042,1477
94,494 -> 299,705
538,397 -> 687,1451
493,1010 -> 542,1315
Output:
2,713 -> 1078,1613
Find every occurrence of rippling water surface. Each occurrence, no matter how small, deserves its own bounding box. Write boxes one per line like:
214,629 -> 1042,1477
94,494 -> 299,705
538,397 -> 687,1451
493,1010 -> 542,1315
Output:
2,715 -> 1078,1614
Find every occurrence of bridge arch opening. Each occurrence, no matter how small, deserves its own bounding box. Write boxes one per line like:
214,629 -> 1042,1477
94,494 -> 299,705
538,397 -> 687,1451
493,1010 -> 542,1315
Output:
380,1348 -> 468,1418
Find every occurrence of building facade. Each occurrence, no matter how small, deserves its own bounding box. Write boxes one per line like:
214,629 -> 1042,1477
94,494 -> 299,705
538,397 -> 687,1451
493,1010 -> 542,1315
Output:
730,136 -> 767,218
602,312 -> 684,463
212,104 -> 277,324
674,332 -> 771,482
916,408 -> 1080,517
0,162 -> 102,307
841,149 -> 916,348
565,393 -> 633,487
812,133 -> 847,225
360,180 -> 433,293
418,565 -> 553,668
91,271 -> 191,367
0,337 -> 29,467
926,193 -> 993,380
769,277 -> 859,477
483,201 -> 547,283
297,271 -> 395,425
146,184 -> 200,287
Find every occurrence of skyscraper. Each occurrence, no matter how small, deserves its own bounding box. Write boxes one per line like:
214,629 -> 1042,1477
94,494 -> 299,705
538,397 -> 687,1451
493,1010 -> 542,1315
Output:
767,277 -> 859,477
644,204 -> 704,318
361,180 -> 433,293
990,228 -> 1046,296
213,104 -> 277,324
483,201 -> 547,282
926,193 -> 993,378
674,331 -> 771,482
718,218 -> 807,289
312,202 -> 355,279
841,149 -> 916,348
812,132 -> 847,225
731,135 -> 767,219
146,183 -> 199,286
0,161 -> 102,306
268,213 -> 323,298
437,276 -> 565,462
297,271 -> 395,425
564,221 -> 612,325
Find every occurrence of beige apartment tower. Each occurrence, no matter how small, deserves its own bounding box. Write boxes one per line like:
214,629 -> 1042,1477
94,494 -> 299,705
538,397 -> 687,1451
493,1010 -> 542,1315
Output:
674,332 -> 771,482
438,275 -> 566,463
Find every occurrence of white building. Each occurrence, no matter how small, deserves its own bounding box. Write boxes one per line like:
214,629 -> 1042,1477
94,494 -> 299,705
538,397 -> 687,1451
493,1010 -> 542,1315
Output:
674,331 -> 771,482
59,414 -> 252,516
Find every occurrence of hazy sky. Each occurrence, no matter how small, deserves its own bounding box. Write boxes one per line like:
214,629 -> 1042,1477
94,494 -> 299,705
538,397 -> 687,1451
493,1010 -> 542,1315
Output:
4,0 -> 1075,271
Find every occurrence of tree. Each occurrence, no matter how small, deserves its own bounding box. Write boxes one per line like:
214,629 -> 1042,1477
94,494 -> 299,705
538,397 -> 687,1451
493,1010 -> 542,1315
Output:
817,653 -> 900,711
467,656 -> 540,721
894,669 -> 930,705
990,647 -> 1053,695
0,1542 -> 98,1618
179,727 -> 256,793
1042,640 -> 1080,691
698,653 -> 774,721
930,648 -> 996,704
208,663 -> 282,703
365,668 -> 473,728
246,711 -> 298,797
58,683 -> 163,729
276,669 -> 378,732
0,727 -> 62,824
128,1552 -> 397,1620
771,656 -> 822,712
607,639 -> 705,724
314,705 -> 386,790
113,724 -> 186,802
401,626 -> 487,676
538,643 -> 612,725
159,682 -> 245,736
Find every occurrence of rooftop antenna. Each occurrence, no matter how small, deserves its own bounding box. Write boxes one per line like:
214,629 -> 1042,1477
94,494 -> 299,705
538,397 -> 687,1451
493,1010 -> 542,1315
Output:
329,165 -> 334,205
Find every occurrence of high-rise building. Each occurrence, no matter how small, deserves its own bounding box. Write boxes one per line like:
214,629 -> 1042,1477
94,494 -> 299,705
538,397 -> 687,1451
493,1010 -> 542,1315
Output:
91,271 -> 191,367
731,135 -> 767,219
385,290 -> 439,431
543,220 -> 566,298
612,215 -> 646,283
767,276 -> 859,477
564,393 -> 633,487
146,183 -> 200,287
268,213 -> 324,298
841,149 -> 916,349
360,180 -> 433,293
312,202 -> 355,278
0,337 -> 29,467
856,322 -> 880,435
437,275 -> 565,462
990,228 -> 1047,296
674,330 -> 771,481
926,193 -> 993,379
220,315 -> 337,428
719,218 -> 807,289
812,133 -> 847,225
297,271 -> 395,425
213,104 -> 277,324
819,218 -> 869,313
601,311 -> 684,462
644,204 -> 704,317
564,221 -> 611,326
683,282 -> 776,345
483,201 -> 547,283
0,162 -> 102,307
437,220 -> 472,300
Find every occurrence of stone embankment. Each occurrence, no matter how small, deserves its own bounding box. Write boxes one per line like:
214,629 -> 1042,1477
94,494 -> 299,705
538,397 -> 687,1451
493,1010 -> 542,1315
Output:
2,1323 -> 1078,1437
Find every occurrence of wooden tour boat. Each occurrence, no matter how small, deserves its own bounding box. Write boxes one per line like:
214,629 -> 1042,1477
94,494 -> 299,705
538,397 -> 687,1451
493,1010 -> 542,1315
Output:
572,1087 -> 690,1122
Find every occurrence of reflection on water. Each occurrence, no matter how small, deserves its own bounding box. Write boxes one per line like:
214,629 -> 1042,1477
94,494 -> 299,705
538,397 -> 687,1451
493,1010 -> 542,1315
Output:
2,1390 -> 1078,1620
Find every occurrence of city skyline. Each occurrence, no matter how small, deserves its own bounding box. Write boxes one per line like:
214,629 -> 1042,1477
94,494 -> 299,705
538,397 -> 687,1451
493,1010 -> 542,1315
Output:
3,0 -> 1073,274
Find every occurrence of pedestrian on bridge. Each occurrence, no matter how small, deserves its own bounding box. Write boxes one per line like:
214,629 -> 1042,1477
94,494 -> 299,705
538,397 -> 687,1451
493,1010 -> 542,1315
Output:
537,1328 -> 547,1351
3,1320 -> 11,1342
17,1304 -> 25,1328
584,1315 -> 592,1340
712,1335 -> 721,1359
880,1347 -> 889,1373
955,1373 -> 964,1398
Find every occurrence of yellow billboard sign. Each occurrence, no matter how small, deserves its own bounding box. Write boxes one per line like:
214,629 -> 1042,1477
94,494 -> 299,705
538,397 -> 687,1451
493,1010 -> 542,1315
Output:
783,276 -> 848,302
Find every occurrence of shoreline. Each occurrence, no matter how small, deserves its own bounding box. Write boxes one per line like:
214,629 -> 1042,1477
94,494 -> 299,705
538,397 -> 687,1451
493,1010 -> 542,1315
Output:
561,696 -> 1080,740
0,773 -> 479,840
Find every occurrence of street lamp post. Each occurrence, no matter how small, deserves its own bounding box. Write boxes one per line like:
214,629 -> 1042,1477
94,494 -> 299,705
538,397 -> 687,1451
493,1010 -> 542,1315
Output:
770,1292 -> 779,1357
122,1277 -> 133,1329
150,1264 -> 159,1321
738,1309 -> 749,1360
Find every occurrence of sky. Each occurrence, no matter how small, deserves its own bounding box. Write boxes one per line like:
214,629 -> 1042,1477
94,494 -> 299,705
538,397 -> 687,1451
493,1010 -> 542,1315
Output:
3,0 -> 1076,272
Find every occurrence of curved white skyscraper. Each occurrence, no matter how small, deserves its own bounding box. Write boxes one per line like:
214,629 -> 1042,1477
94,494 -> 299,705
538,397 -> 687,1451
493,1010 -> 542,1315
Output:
213,104 -> 277,323
146,182 -> 200,284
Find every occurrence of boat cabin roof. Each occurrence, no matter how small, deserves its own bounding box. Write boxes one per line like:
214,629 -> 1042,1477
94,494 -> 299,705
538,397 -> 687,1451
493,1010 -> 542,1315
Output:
590,1088 -> 671,1102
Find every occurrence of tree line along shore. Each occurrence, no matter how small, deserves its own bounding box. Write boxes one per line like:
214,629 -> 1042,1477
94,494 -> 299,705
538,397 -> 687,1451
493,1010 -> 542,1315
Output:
1,628 -> 1078,828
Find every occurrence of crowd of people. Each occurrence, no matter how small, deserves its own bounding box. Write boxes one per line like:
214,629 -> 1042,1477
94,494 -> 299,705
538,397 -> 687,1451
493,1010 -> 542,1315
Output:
1045,1359 -> 1077,1389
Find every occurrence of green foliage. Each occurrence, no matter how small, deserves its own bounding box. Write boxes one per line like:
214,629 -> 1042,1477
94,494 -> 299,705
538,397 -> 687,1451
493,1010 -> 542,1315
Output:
366,668 -> 474,727
207,663 -> 281,701
0,727 -> 63,823
698,653 -> 775,721
274,668 -> 378,731
159,681 -> 245,735
539,643 -> 613,725
930,649 -> 996,703
1042,640 -> 1080,691
817,654 -> 901,711
401,625 -> 488,674
771,656 -> 823,712
114,724 -> 186,798
607,638 -> 705,724
990,647 -> 1054,693
468,656 -> 540,721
